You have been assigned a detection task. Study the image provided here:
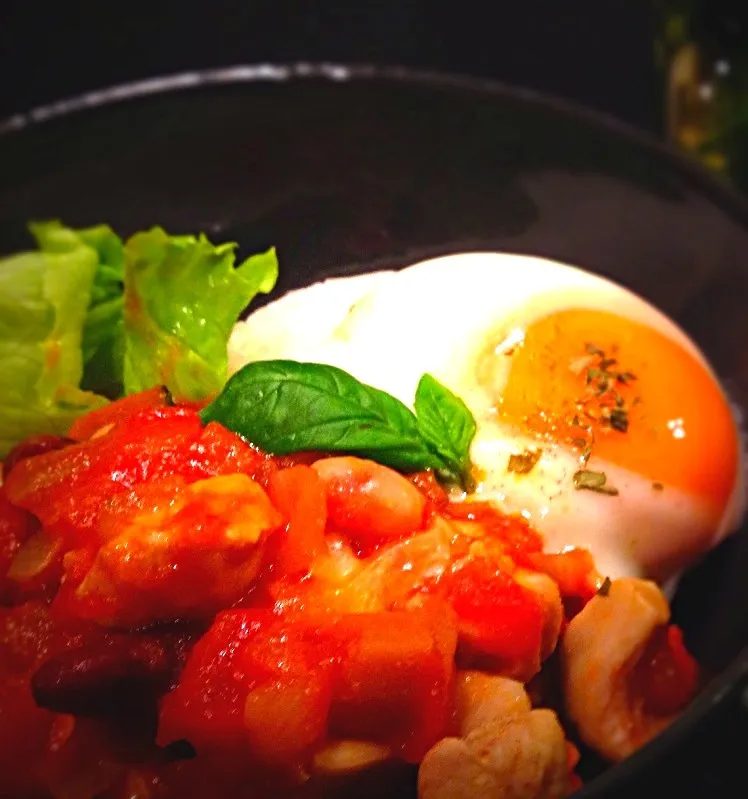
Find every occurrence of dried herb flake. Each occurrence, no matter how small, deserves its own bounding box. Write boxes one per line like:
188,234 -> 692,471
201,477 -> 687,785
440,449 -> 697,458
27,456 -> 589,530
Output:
507,448 -> 543,475
573,469 -> 619,496
609,407 -> 629,432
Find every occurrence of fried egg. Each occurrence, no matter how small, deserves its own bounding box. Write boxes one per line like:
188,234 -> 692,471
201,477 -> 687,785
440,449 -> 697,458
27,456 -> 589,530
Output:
228,253 -> 744,581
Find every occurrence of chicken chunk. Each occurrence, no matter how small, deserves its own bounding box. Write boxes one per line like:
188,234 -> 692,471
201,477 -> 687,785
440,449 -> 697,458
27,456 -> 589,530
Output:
71,474 -> 282,627
418,673 -> 570,799
560,577 -> 671,761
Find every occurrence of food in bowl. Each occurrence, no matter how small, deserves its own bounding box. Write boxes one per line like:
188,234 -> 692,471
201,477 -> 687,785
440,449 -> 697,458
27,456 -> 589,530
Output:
0,223 -> 742,799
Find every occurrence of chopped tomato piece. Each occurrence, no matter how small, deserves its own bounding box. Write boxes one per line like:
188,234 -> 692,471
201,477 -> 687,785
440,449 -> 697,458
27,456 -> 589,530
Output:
312,457 -> 427,552
192,422 -> 275,485
158,609 -> 332,762
4,409 -> 271,552
266,466 -> 327,575
637,624 -> 700,716
4,407 -> 202,548
328,605 -> 456,762
443,558 -> 545,674
159,606 -> 456,767
68,387 -> 171,441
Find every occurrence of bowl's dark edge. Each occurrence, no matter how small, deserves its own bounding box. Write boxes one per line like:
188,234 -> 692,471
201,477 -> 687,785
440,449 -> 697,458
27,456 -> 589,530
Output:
2,61 -> 748,796
3,61 -> 748,223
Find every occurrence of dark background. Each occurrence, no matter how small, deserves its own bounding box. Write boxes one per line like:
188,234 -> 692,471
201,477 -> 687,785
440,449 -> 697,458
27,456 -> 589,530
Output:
1,0 -> 658,132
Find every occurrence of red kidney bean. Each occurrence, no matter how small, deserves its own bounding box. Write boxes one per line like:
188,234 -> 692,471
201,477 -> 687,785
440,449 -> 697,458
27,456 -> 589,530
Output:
31,634 -> 186,716
3,435 -> 74,477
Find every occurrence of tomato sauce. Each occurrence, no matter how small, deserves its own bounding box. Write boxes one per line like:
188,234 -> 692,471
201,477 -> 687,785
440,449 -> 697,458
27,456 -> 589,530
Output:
0,390 -> 692,798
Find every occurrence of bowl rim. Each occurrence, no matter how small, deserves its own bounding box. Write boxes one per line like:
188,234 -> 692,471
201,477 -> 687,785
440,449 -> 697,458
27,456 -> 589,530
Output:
2,61 -> 748,215
3,60 -> 748,795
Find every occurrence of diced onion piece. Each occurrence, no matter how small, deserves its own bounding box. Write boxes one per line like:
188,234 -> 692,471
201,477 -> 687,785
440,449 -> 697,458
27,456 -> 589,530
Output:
7,531 -> 60,582
313,740 -> 392,775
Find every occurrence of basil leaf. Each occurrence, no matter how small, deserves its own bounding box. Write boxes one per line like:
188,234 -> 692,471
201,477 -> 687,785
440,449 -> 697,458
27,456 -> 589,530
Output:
200,360 -> 445,473
414,373 -> 476,488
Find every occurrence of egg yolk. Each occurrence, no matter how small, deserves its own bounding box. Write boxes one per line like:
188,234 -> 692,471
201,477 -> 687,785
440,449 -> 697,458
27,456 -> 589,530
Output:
483,308 -> 738,510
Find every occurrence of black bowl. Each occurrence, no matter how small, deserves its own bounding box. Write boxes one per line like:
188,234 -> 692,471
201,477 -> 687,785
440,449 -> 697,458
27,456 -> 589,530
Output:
2,64 -> 748,798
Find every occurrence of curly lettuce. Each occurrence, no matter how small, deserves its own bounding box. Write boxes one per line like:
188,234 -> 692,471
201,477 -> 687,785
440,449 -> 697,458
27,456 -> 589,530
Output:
123,228 -> 278,401
32,221 -> 126,397
0,224 -> 108,456
0,222 -> 279,456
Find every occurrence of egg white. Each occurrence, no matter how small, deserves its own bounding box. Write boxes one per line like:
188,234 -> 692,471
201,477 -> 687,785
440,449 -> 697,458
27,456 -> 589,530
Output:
229,252 -> 745,582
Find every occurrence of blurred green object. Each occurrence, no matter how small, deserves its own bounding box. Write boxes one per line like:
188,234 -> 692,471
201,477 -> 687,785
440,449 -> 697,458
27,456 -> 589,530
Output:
656,0 -> 748,191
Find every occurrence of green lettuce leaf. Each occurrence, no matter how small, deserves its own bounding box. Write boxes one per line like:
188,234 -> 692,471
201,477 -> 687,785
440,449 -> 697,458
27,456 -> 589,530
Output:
0,221 -> 278,456
32,221 -> 126,397
0,225 -> 108,456
123,227 -> 279,401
